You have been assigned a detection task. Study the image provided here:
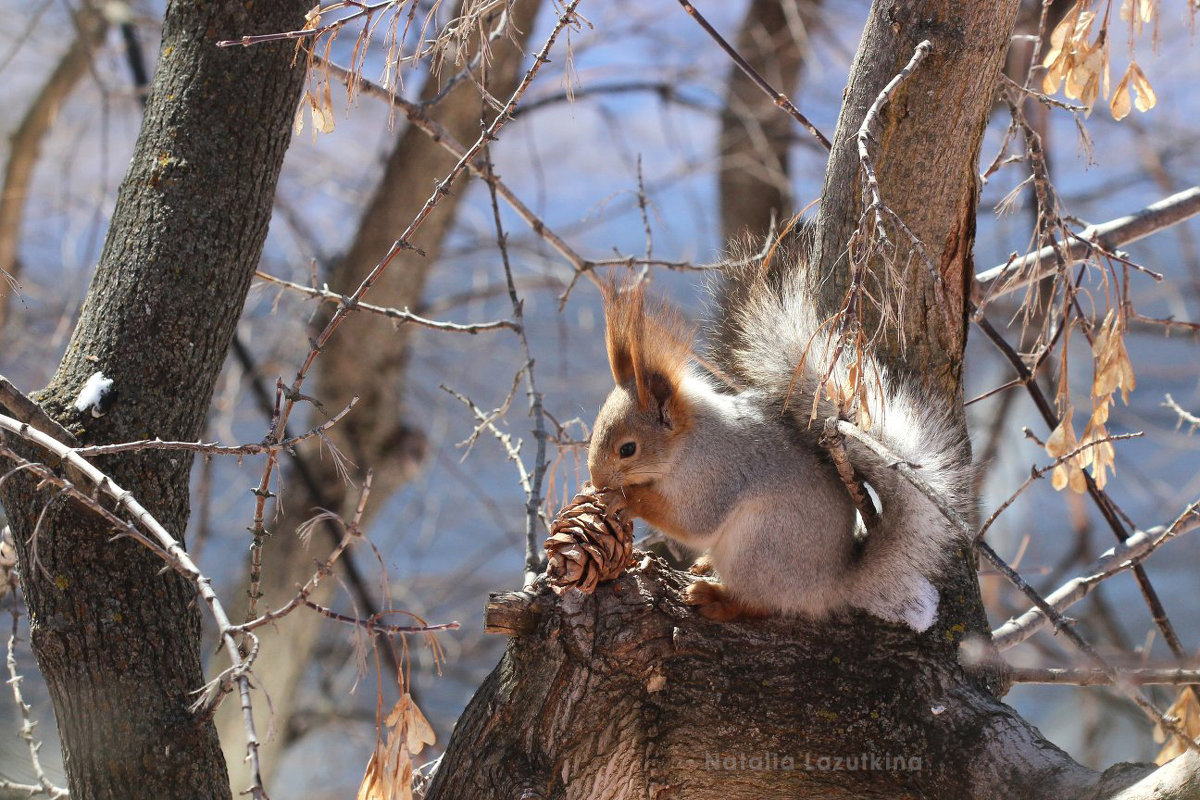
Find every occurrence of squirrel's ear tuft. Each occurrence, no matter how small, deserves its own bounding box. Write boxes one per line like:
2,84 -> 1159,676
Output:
601,277 -> 694,414
603,280 -> 643,385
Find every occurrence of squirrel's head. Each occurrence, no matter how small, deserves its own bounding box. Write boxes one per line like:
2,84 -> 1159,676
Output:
588,282 -> 693,495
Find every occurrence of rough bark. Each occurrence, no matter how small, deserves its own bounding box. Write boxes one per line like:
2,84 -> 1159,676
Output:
810,0 -> 1020,401
0,3 -> 108,331
217,0 -> 546,786
718,0 -> 818,241
425,562 -> 1164,800
0,0 -> 308,797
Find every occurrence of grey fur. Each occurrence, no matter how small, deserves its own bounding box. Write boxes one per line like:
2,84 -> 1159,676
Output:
590,233 -> 972,632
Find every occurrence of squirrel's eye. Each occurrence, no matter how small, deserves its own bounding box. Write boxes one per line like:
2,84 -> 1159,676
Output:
618,442 -> 637,458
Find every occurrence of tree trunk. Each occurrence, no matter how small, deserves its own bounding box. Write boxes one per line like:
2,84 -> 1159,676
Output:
218,0 -> 546,785
804,0 -> 1025,647
810,0 -> 1019,401
424,566 -> 1160,800
0,0 -> 308,797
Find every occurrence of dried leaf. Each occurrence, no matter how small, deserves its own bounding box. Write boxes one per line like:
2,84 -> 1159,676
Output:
1154,687 -> 1200,765
1051,463 -> 1070,491
309,97 -> 326,135
1045,411 -> 1077,459
404,694 -> 436,754
1130,62 -> 1157,112
1110,65 -> 1133,120
320,79 -> 336,133
1121,0 -> 1157,33
1068,464 -> 1088,493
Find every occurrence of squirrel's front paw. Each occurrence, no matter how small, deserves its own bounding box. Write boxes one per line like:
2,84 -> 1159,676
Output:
683,580 -> 770,622
687,554 -> 715,576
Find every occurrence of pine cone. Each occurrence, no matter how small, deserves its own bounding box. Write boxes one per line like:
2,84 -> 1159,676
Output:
545,483 -> 633,594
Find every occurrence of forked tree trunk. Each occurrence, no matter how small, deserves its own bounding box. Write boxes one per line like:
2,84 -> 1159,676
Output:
419,2 -> 1184,798
0,0 -> 308,796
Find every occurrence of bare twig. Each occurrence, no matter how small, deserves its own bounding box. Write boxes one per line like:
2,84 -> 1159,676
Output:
991,503 -> 1200,651
818,418 -> 880,533
1007,666 -> 1200,686
233,4 -> 585,623
441,381 -> 543,577
975,431 -> 1145,543
481,142 -> 550,587
853,39 -> 946,311
6,621 -> 67,798
254,271 -> 518,334
297,602 -> 460,636
673,0 -> 830,151
242,5 -> 586,609
972,311 -> 1191,664
231,473 -> 461,638
975,186 -> 1200,301
216,0 -> 394,47
1164,394 -> 1200,434
70,397 -> 358,458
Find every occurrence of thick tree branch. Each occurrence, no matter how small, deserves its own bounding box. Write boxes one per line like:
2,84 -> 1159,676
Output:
992,505 -> 1200,651
0,0 -> 313,795
975,186 -> 1200,302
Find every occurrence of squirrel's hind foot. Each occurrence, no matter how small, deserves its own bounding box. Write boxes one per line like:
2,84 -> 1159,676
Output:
683,580 -> 770,622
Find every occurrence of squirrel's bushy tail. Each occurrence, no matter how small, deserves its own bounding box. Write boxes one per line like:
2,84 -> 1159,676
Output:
710,226 -> 972,630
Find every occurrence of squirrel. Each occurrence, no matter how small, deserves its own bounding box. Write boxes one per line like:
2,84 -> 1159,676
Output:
586,229 -> 972,632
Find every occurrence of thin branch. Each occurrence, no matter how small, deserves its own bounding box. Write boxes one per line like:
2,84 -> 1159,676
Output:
441,382 -> 539,545
298,601 -> 460,636
6,623 -> 67,798
1163,394 -> 1200,434
1007,666 -> 1200,686
975,431 -> 1145,543
991,503 -> 1200,651
483,149 -> 549,587
227,336 -> 408,689
853,39 -> 947,313
253,271 -> 518,334
975,186 -> 1200,301
972,311 -> 1191,663
69,397 -> 358,458
216,0 -> 394,47
818,418 -> 880,533
242,5 -> 587,603
0,414 -> 268,795
674,0 -> 830,151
